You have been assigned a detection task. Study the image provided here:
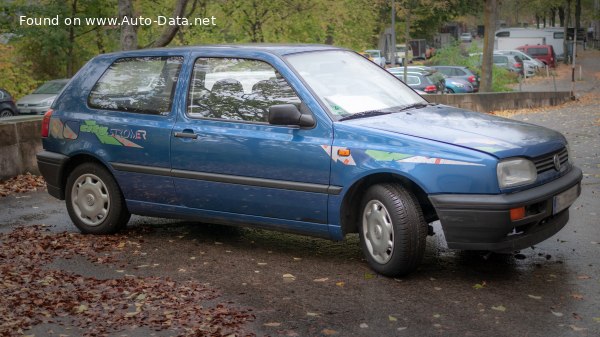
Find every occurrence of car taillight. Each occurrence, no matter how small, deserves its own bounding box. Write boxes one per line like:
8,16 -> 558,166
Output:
468,75 -> 475,83
41,109 -> 53,137
514,63 -> 522,67
424,85 -> 437,93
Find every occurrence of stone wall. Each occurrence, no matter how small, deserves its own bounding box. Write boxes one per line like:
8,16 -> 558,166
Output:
0,116 -> 43,180
426,91 -> 572,113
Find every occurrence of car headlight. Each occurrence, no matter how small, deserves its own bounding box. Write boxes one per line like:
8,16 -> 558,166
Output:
497,158 -> 537,189
40,97 -> 56,106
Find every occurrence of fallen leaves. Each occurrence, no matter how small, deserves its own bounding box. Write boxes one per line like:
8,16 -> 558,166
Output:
473,281 -> 487,290
0,226 -> 255,336
491,305 -> 507,312
0,173 -> 46,197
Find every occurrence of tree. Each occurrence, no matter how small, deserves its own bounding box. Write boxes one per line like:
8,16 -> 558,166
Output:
480,0 -> 496,92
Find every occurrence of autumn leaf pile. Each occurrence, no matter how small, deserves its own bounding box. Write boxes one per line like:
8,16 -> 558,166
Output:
0,226 -> 255,336
0,173 -> 46,197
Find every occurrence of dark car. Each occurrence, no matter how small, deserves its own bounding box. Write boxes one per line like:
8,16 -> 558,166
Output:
0,89 -> 18,118
431,66 -> 480,92
36,45 -> 581,277
387,68 -> 441,94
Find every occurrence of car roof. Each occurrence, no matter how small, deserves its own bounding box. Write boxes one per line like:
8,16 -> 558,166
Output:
96,44 -> 344,58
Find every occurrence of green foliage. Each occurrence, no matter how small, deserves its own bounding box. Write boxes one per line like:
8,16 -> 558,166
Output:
0,44 -> 40,100
426,41 -> 519,92
491,66 -> 519,92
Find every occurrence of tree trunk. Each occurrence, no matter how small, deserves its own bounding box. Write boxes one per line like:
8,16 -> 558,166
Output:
575,0 -> 581,33
480,0 -> 496,93
119,0 -> 137,50
403,7 -> 410,83
149,0 -> 190,47
66,0 -> 78,77
550,8 -> 555,26
558,6 -> 565,27
564,0 -> 571,65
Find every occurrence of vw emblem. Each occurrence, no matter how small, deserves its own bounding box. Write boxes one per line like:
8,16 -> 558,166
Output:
553,154 -> 561,171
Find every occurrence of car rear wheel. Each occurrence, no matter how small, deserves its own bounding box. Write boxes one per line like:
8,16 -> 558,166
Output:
359,183 -> 427,276
66,162 -> 130,234
0,109 -> 14,118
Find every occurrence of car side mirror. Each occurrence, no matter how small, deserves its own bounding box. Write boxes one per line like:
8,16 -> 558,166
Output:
268,104 -> 315,128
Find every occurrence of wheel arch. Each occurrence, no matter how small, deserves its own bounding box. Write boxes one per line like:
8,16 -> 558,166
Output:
58,153 -> 112,199
339,172 -> 437,236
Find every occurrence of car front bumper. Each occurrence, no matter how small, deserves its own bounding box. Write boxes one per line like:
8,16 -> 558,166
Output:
429,166 -> 582,252
16,106 -> 49,114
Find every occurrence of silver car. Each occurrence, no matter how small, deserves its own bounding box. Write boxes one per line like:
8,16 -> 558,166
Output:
16,79 -> 69,115
495,50 -> 541,76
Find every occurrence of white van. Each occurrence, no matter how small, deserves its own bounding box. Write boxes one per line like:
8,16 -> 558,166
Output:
494,28 -> 565,60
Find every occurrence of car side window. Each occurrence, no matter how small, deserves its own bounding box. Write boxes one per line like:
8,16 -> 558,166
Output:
89,56 -> 183,115
454,69 -> 466,76
406,76 -> 420,85
187,58 -> 300,123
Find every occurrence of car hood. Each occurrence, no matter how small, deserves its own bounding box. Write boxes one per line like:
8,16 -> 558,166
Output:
16,94 -> 56,105
343,105 -> 566,158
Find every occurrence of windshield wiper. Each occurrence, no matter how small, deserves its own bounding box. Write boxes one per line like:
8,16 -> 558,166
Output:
339,110 -> 391,121
393,102 -> 431,112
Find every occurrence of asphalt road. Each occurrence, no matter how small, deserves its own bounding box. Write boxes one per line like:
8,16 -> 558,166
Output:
1,53 -> 600,337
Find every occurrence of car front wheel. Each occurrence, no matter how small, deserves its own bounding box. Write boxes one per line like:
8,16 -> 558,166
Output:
66,162 -> 130,234
0,109 -> 14,118
359,183 -> 427,276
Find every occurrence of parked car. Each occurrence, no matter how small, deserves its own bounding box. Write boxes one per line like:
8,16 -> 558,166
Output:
387,68 -> 440,94
492,54 -> 525,74
460,32 -> 473,43
363,49 -> 386,67
516,44 -> 557,68
395,44 -> 413,65
431,66 -> 480,92
0,89 -> 18,118
37,45 -> 582,277
495,49 -> 544,68
495,50 -> 538,76
443,76 -> 474,93
16,79 -> 70,115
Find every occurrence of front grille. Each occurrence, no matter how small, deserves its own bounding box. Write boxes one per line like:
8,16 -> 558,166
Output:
533,147 -> 568,174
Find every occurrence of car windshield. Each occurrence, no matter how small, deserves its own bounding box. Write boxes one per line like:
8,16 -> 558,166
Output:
33,80 -> 67,94
285,50 -> 424,119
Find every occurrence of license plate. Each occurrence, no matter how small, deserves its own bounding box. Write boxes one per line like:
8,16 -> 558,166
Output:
553,184 -> 579,215
19,109 -> 30,113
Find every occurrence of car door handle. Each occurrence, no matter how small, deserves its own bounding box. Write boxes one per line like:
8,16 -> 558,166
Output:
174,130 -> 198,139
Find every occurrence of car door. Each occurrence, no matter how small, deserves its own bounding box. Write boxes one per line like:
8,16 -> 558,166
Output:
171,54 -> 333,228
84,55 -> 184,205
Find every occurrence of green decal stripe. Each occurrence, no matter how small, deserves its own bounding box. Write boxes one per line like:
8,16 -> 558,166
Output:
365,150 -> 412,161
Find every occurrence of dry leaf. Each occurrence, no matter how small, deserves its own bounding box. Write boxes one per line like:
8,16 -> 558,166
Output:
264,322 -> 281,327
491,305 -> 506,312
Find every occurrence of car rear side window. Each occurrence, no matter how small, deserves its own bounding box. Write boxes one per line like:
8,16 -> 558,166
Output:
527,48 -> 548,56
89,56 -> 183,115
187,58 -> 300,123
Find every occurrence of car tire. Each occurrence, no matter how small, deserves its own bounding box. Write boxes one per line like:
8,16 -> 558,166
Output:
359,183 -> 427,276
0,109 -> 14,118
66,162 -> 130,234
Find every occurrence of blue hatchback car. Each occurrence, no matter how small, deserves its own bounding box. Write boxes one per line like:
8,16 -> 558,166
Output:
37,45 -> 582,276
